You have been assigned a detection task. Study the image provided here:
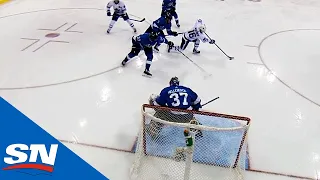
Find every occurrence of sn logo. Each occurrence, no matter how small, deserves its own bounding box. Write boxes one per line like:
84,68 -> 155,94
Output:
2,144 -> 58,173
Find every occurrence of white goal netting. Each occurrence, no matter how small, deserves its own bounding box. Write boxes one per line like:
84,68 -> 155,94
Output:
130,104 -> 251,180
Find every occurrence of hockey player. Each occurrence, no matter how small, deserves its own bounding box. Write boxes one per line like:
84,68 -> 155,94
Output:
106,0 -> 136,33
144,11 -> 178,52
161,0 -> 180,27
168,19 -> 215,54
148,77 -> 203,138
154,77 -> 201,110
121,31 -> 174,77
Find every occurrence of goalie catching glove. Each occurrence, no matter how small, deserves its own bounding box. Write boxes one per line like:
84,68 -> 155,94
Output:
149,94 -> 159,105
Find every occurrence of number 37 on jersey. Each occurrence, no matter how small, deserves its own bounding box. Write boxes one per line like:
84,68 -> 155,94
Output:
156,86 -> 201,110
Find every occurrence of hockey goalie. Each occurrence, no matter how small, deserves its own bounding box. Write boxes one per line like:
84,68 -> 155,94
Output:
148,76 -> 203,138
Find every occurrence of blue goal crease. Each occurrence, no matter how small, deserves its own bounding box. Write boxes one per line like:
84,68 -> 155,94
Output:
132,115 -> 250,170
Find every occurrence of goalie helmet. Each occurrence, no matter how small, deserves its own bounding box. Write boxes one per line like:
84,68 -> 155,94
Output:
170,77 -> 179,86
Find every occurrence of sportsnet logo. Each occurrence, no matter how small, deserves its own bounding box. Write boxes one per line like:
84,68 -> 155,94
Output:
0,97 -> 109,180
2,144 -> 58,173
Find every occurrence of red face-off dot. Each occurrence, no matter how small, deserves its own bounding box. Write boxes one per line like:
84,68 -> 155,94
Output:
45,33 -> 60,38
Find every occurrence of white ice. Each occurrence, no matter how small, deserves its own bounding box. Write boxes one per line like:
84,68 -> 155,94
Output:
1,0 -> 320,179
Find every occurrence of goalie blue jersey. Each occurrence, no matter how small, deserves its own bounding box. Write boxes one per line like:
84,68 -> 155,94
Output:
156,85 -> 201,110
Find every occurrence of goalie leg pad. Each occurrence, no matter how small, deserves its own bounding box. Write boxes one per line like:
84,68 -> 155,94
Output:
147,120 -> 164,139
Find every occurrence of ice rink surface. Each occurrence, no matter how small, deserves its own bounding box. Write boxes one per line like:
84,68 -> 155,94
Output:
1,0 -> 320,179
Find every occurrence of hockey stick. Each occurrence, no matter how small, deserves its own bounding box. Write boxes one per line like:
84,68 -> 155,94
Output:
165,32 -> 183,37
213,43 -> 234,60
201,97 -> 220,107
178,50 -> 211,76
129,18 -> 145,22
204,32 -> 234,60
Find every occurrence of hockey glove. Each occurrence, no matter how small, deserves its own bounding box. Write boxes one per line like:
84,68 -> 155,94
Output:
149,94 -> 159,105
168,41 -> 174,48
191,102 -> 202,111
107,12 -> 111,16
209,39 -> 215,44
172,31 -> 179,37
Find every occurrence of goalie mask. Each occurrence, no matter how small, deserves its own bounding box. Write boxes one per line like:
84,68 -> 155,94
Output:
170,76 -> 179,86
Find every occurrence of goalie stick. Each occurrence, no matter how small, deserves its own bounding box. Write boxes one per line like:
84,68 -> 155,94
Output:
129,18 -> 145,22
201,97 -> 220,107
204,32 -> 234,60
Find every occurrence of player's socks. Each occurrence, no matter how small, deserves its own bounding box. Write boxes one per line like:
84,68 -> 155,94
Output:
143,64 -> 152,77
145,63 -> 151,71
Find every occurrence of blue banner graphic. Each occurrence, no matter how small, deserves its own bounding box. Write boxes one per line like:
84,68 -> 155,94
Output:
0,97 -> 109,180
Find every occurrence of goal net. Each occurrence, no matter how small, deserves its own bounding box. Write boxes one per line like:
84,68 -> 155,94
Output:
131,104 -> 251,180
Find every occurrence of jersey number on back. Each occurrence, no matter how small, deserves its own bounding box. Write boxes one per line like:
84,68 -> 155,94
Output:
170,92 -> 188,107
188,30 -> 196,39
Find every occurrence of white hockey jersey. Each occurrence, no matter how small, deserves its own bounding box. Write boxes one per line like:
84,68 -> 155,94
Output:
106,1 -> 127,15
183,19 -> 210,43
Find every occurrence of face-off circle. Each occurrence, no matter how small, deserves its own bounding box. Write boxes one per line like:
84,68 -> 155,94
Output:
0,8 -> 148,90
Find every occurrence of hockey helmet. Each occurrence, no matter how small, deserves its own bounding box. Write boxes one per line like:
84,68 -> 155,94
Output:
170,77 -> 179,86
149,31 -> 160,41
197,19 -> 203,23
198,24 -> 206,33
114,0 -> 119,4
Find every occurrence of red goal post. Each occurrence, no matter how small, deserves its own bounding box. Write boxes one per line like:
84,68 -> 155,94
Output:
131,104 -> 251,180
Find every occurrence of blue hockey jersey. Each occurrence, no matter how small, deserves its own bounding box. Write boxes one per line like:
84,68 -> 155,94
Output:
156,85 -> 201,110
152,17 -> 174,36
136,33 -> 168,48
162,0 -> 176,11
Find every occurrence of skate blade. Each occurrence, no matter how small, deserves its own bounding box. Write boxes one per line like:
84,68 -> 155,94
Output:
142,73 -> 152,78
